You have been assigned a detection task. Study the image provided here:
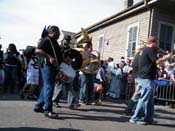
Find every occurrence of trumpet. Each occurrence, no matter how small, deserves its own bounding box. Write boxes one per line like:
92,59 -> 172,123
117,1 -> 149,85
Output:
157,48 -> 175,67
157,48 -> 171,55
135,40 -> 173,56
135,40 -> 175,66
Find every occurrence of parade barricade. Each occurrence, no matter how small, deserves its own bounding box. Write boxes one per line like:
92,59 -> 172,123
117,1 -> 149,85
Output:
154,80 -> 175,103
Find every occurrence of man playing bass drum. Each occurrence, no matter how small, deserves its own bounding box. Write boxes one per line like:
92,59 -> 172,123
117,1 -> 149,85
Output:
34,25 -> 62,119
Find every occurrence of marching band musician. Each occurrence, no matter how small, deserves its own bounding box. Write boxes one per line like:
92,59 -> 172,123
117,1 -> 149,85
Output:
34,25 -> 62,119
52,35 -> 80,109
79,42 -> 98,105
52,35 -> 71,108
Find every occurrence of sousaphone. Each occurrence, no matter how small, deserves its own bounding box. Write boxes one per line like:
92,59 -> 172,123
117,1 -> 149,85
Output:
62,28 -> 100,75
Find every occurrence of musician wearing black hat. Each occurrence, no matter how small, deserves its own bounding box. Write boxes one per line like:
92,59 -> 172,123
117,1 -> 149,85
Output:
60,35 -> 71,52
52,35 -> 80,109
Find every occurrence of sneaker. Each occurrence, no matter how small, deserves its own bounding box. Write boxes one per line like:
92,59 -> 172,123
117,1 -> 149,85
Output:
79,100 -> 85,105
89,102 -> 96,105
129,119 -> 136,124
96,101 -> 102,105
34,108 -> 44,113
69,104 -> 80,109
129,119 -> 146,125
53,102 -> 62,108
44,111 -> 58,119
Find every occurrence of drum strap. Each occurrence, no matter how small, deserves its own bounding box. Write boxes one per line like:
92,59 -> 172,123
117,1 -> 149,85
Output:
46,37 -> 59,66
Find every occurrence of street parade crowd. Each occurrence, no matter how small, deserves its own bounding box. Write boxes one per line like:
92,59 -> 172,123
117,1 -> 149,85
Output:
0,25 -> 175,125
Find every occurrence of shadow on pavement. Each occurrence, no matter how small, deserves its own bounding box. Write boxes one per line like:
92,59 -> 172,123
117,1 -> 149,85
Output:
1,94 -> 174,128
57,110 -> 175,128
156,108 -> 175,115
74,107 -> 125,114
59,112 -> 130,123
150,123 -> 175,128
98,102 -> 126,109
0,93 -> 27,101
0,127 -> 83,131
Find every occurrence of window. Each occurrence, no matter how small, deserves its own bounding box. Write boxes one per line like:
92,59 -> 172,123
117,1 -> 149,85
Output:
97,34 -> 104,60
127,24 -> 138,58
159,23 -> 174,52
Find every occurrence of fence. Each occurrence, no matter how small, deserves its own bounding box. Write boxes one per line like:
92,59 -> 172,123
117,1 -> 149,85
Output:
154,80 -> 175,103
125,79 -> 175,103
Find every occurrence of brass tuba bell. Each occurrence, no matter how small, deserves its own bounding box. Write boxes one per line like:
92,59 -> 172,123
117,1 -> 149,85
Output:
76,28 -> 92,45
76,28 -> 100,74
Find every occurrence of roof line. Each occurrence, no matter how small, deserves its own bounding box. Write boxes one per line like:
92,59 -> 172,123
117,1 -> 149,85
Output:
75,0 -> 158,37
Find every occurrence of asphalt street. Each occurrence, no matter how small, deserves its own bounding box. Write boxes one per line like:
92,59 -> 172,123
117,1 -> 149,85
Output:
0,93 -> 174,131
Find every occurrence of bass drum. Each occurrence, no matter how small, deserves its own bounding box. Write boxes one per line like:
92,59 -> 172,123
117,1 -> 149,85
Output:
62,48 -> 99,74
63,48 -> 90,70
58,62 -> 76,83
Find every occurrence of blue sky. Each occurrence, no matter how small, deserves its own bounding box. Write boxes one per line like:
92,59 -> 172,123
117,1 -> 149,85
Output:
0,0 -> 141,51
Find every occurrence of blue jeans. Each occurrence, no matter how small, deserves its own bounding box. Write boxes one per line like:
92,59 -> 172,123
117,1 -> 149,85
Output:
52,81 -> 63,103
34,65 -> 56,112
130,78 -> 155,123
126,84 -> 141,112
3,65 -> 18,93
79,73 -> 94,103
66,82 -> 77,106
52,80 -> 76,106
